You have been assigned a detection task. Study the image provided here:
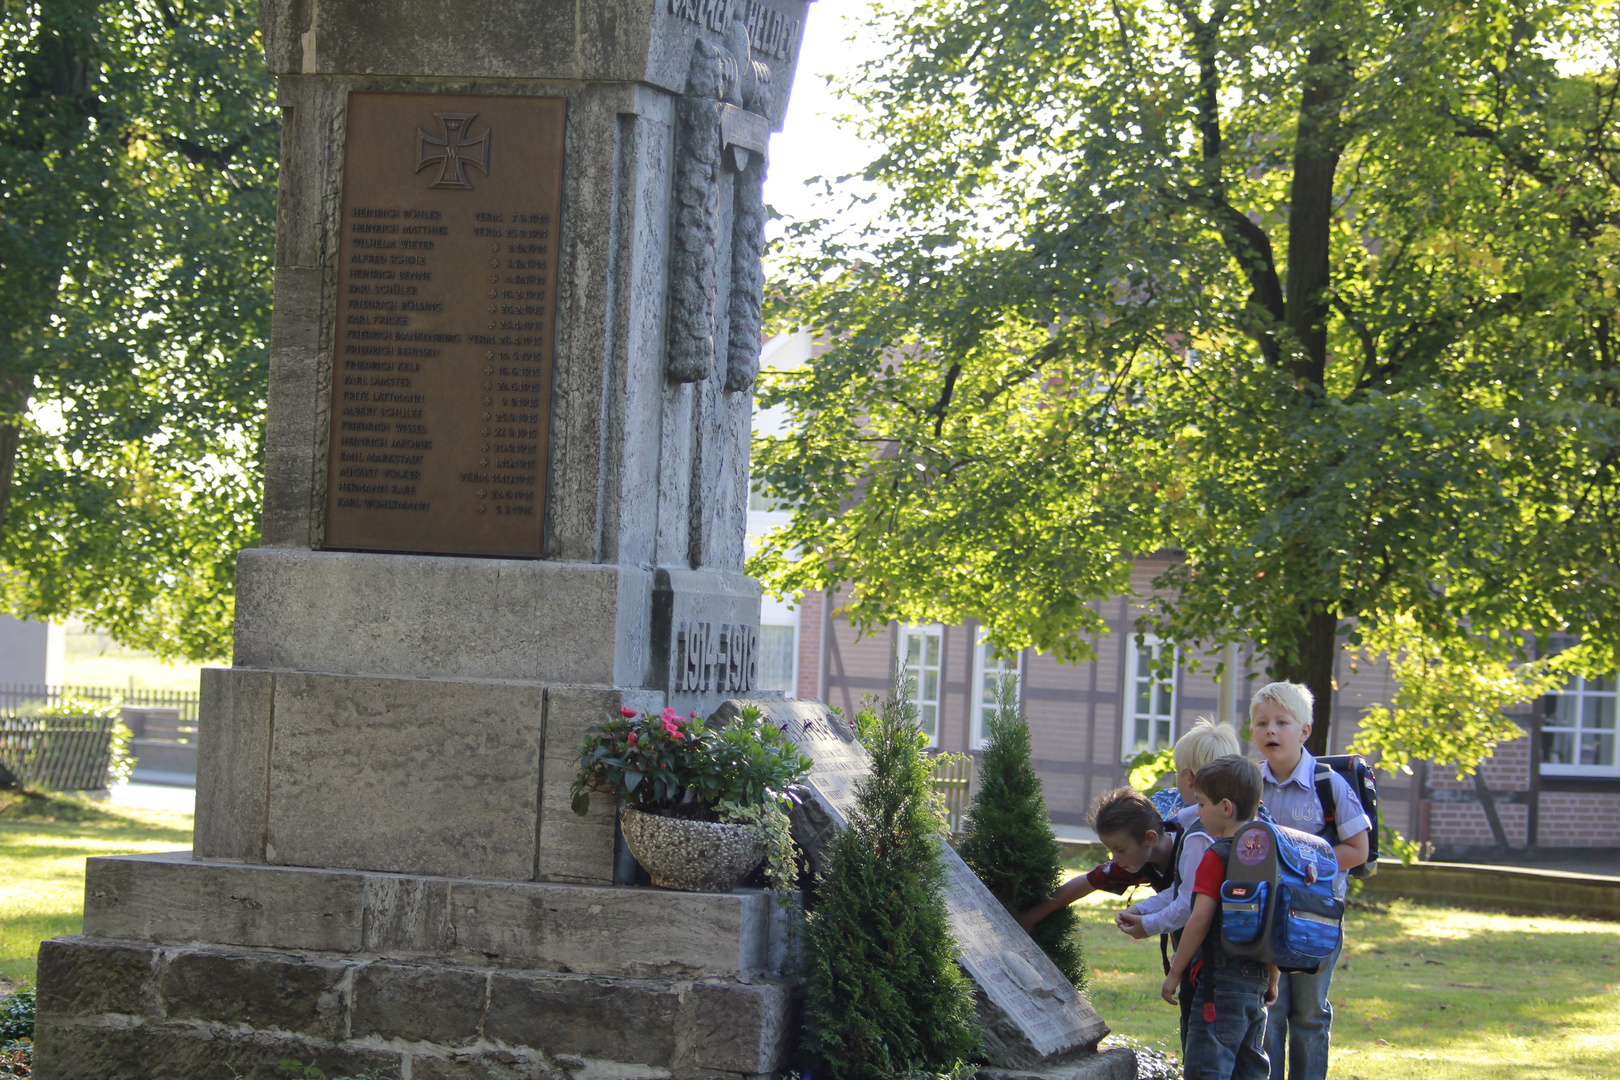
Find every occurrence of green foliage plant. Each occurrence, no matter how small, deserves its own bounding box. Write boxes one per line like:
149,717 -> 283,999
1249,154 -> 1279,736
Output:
957,680 -> 1084,987
799,688 -> 979,1080
750,0 -> 1620,762
0,0 -> 279,662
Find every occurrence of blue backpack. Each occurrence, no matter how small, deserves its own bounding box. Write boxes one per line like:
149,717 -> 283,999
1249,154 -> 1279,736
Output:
1212,820 -> 1344,974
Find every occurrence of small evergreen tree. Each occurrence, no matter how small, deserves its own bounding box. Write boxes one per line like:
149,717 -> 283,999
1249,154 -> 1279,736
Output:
800,691 -> 980,1080
957,681 -> 1085,987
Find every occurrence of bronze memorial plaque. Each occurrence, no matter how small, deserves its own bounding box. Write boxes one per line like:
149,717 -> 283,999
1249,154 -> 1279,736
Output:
322,92 -> 564,558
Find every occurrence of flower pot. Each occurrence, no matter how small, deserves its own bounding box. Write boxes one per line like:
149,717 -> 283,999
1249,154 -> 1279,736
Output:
619,807 -> 765,892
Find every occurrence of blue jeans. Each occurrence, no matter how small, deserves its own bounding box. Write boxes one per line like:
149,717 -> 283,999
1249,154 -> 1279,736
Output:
1182,955 -> 1271,1080
1266,938 -> 1342,1080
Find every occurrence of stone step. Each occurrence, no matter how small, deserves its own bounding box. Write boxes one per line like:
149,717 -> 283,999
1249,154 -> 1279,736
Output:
83,851 -> 790,978
33,935 -> 792,1080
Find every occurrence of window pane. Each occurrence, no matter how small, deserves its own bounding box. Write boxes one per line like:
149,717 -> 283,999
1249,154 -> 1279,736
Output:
1155,717 -> 1171,749
1554,694 -> 1581,726
904,671 -> 919,698
757,625 -> 795,694
924,634 -> 940,666
922,670 -> 939,702
1586,696 -> 1616,730
1544,730 -> 1574,765
1136,717 -> 1150,747
906,634 -> 922,665
1591,675 -> 1616,694
920,704 -> 937,738
1136,682 -> 1152,715
1582,732 -> 1615,766
1155,683 -> 1173,717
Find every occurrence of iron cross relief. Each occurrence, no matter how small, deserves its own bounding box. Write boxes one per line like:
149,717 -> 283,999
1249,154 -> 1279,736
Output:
415,113 -> 492,189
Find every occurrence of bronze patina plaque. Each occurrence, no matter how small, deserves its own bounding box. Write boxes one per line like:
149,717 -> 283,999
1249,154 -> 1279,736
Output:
322,91 -> 564,558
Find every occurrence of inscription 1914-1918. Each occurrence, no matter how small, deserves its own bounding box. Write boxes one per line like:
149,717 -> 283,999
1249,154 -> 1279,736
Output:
322,92 -> 564,558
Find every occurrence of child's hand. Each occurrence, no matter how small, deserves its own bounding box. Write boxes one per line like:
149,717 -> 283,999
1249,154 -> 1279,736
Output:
1116,911 -> 1148,939
1265,968 -> 1280,1006
1160,973 -> 1179,1004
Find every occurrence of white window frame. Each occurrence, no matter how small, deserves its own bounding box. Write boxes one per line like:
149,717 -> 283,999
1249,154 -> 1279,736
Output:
1121,636 -> 1178,760
1542,672 -> 1620,777
900,624 -> 945,748
970,627 -> 1022,751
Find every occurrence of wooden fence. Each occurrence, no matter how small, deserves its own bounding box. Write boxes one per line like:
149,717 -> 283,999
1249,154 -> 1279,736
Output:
0,683 -> 200,723
929,753 -> 974,835
0,715 -> 119,791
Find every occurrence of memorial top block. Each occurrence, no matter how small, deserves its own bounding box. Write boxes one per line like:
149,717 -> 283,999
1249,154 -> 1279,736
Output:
262,0 -> 813,130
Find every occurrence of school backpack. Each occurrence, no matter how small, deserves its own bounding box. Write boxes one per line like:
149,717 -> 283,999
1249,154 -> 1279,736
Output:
1314,753 -> 1380,878
1214,819 -> 1345,974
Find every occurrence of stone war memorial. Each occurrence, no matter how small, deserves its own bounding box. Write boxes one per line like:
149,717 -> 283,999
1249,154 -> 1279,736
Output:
31,2 -> 1129,1078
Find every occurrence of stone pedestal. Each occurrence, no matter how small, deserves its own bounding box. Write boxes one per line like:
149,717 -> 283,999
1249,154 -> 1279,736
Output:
35,0 -> 812,1076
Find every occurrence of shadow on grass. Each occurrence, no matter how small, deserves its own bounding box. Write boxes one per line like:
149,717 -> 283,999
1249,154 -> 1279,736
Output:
0,790 -> 193,846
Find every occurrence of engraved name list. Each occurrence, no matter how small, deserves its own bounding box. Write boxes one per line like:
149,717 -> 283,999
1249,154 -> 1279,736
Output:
323,92 -> 565,558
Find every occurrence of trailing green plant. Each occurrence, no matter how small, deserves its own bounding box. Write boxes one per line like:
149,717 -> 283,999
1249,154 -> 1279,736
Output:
0,987 -> 33,1080
718,798 -> 800,894
0,988 -> 33,1043
799,687 -> 980,1080
957,681 -> 1085,988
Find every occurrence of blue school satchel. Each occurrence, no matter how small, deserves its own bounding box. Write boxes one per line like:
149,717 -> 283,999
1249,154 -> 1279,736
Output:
1212,820 -> 1344,973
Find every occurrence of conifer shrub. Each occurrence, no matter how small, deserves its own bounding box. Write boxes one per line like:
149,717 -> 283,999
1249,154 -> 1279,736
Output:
957,683 -> 1085,987
799,692 -> 980,1080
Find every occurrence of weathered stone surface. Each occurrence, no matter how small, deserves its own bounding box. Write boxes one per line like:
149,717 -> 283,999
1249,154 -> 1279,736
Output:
76,852 -> 783,976
450,879 -> 772,976
978,1050 -> 1139,1080
34,937 -> 155,1019
682,980 -> 792,1074
485,972 -> 682,1064
409,1052 -> 568,1080
32,1021 -> 400,1080
537,687 -> 661,885
352,962 -> 486,1045
194,666 -> 274,862
265,671 -> 544,879
730,696 -> 1112,1068
84,851 -> 363,952
233,548 -> 653,686
363,871 -> 455,953
159,947 -> 348,1040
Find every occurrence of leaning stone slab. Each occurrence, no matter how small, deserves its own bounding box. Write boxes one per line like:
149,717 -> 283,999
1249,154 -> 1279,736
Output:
716,698 -> 1113,1068
978,1051 -> 1139,1080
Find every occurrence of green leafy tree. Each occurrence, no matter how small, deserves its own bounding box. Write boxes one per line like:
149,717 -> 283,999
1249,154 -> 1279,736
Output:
0,0 -> 277,660
753,0 -> 1620,763
800,691 -> 980,1080
957,681 -> 1084,987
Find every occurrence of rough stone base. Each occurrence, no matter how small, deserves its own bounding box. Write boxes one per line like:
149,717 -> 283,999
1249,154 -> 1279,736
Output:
33,936 -> 792,1080
977,1050 -> 1138,1080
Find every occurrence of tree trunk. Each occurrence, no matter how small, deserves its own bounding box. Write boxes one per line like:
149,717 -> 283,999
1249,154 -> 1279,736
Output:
1277,608 -> 1339,757
0,372 -> 32,546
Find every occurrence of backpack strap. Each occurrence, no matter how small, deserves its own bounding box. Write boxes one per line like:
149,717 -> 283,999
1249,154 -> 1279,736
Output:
1202,836 -> 1234,975
1314,762 -> 1341,846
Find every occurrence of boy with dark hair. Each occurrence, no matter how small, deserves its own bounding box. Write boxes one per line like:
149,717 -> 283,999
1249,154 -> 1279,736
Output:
1160,755 -> 1279,1080
1017,788 -> 1178,930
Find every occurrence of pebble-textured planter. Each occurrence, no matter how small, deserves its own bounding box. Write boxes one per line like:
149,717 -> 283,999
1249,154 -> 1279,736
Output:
620,808 -> 765,892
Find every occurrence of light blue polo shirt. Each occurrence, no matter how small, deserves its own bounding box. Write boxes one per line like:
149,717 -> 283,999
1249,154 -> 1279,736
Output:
1260,749 -> 1370,897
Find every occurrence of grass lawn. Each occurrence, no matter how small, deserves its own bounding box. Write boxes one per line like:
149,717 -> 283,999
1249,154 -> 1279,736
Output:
1076,883 -> 1620,1079
0,790 -> 193,989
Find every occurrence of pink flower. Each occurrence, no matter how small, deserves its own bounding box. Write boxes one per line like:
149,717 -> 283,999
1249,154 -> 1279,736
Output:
627,732 -> 638,745
662,721 -> 684,740
662,707 -> 680,723
620,707 -> 638,718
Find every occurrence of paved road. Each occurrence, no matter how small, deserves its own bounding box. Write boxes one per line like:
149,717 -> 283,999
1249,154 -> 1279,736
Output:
109,780 -> 195,814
